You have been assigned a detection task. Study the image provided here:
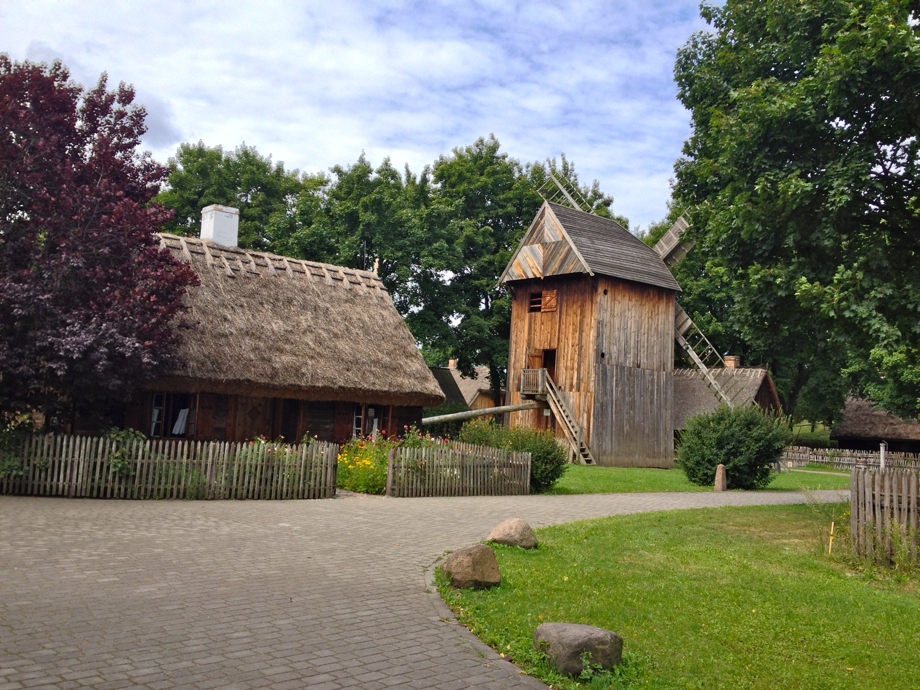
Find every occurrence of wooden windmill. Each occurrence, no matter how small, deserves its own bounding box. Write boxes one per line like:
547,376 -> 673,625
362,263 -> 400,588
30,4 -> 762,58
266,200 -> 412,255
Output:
500,174 -> 680,467
496,173 -> 749,468
541,172 -> 748,409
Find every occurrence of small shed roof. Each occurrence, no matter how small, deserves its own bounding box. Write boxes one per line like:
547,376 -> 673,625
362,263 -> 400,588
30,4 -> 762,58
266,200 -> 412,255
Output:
831,397 -> 920,442
500,201 -> 680,292
428,368 -> 468,407
152,234 -> 444,407
673,367 -> 780,429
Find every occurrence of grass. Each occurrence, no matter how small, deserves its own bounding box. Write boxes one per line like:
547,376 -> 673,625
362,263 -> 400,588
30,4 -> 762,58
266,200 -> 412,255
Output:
547,464 -> 851,494
796,463 -> 852,475
440,503 -> 920,689
790,422 -> 838,447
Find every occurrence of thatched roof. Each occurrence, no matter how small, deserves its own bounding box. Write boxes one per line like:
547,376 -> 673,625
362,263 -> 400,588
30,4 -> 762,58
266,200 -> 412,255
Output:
673,367 -> 780,429
831,397 -> 920,442
151,234 -> 444,407
451,366 -> 493,405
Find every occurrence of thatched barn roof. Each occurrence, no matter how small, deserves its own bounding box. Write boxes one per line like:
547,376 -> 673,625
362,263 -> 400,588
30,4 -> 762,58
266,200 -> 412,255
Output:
673,367 -> 781,429
451,366 -> 492,406
831,397 -> 920,442
151,234 -> 444,407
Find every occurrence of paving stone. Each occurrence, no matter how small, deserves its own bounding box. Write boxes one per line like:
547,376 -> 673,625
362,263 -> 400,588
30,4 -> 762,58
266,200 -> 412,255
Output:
0,490 -> 845,689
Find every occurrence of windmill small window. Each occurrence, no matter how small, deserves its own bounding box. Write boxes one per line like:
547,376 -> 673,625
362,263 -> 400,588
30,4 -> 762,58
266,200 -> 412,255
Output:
528,290 -> 557,313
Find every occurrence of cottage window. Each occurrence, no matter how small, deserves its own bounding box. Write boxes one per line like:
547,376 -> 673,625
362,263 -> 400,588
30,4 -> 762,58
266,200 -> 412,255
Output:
149,392 -> 197,439
352,403 -> 364,438
529,290 -> 557,313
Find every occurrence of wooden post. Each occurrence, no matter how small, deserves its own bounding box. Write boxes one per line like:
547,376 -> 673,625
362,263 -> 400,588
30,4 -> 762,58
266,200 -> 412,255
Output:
386,448 -> 395,497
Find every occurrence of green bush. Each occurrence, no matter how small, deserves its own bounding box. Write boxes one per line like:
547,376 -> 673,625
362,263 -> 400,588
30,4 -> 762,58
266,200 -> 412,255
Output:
678,405 -> 792,490
457,418 -> 568,493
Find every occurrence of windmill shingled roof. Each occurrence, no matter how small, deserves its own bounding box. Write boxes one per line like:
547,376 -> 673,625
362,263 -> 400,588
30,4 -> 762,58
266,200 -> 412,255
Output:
548,202 -> 681,291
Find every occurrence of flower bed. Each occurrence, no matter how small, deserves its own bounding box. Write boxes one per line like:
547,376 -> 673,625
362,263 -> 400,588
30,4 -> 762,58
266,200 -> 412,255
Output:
337,427 -> 448,494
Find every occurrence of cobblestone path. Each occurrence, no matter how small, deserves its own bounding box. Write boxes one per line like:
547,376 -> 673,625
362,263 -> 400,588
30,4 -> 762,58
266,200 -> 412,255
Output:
0,489 -> 846,689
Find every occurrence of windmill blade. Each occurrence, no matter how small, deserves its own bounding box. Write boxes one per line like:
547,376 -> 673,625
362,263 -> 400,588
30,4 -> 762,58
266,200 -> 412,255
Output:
674,304 -> 747,408
653,215 -> 694,268
537,173 -> 595,215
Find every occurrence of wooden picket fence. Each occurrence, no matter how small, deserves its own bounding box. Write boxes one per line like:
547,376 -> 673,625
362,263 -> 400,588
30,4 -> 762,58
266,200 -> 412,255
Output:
385,442 -> 530,497
783,446 -> 920,471
850,469 -> 920,563
0,433 -> 338,500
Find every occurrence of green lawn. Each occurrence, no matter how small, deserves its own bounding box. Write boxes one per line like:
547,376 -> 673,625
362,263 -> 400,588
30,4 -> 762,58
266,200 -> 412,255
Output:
440,504 -> 920,689
790,422 -> 837,447
547,464 -> 851,494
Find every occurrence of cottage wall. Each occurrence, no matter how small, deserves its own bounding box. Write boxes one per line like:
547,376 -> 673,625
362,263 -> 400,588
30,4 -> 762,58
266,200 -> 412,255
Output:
125,391 -> 421,444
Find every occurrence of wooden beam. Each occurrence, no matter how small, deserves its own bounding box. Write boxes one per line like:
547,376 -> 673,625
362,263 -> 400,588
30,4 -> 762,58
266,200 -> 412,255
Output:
421,401 -> 540,425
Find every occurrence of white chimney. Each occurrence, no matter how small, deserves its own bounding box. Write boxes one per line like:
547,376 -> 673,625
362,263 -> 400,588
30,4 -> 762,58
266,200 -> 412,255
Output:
200,205 -> 240,247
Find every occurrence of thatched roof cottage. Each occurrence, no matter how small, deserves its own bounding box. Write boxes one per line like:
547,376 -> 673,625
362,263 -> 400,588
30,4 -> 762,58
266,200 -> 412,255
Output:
124,205 -> 443,443
831,397 -> 920,452
673,361 -> 782,430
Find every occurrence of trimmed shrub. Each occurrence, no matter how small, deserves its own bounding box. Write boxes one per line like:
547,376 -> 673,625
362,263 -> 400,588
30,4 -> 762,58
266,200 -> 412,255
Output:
678,405 -> 792,490
457,418 -> 568,493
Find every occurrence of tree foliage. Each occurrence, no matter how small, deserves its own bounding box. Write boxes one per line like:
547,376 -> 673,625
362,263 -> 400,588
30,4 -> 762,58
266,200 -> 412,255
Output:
673,0 -> 920,419
155,141 -> 309,251
0,57 -> 198,423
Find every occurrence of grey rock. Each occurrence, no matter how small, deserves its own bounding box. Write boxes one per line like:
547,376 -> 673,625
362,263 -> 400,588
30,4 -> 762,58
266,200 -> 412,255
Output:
487,518 -> 538,549
440,544 -> 501,589
533,622 -> 623,677
714,463 -> 727,491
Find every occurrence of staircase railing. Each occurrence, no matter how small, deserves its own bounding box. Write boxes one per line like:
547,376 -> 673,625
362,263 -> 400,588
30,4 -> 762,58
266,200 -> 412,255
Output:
544,375 -> 596,465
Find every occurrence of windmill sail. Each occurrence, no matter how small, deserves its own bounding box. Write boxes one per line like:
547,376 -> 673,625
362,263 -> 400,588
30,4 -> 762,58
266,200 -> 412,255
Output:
537,173 -> 595,214
655,217 -> 746,408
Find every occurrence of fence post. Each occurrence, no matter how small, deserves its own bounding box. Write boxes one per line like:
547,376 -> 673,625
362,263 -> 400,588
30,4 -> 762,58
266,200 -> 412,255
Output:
386,448 -> 395,497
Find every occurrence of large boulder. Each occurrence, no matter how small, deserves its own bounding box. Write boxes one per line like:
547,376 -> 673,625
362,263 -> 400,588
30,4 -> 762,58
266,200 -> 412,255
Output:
440,544 -> 501,589
487,518 -> 538,549
533,623 -> 623,677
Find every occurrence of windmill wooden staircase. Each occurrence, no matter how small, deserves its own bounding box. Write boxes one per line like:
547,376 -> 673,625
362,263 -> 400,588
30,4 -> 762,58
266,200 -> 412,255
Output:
520,369 -> 596,465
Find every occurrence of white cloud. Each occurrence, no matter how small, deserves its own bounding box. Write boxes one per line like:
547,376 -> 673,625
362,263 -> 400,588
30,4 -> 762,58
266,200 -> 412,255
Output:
0,0 -> 708,229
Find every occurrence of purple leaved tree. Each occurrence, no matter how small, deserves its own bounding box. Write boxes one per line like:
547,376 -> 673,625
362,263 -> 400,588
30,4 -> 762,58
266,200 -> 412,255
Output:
0,56 -> 198,427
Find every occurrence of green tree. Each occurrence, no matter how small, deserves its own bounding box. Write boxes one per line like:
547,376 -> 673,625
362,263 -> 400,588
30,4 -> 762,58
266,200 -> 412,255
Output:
427,136 -> 545,405
673,0 -> 920,419
155,142 -> 309,251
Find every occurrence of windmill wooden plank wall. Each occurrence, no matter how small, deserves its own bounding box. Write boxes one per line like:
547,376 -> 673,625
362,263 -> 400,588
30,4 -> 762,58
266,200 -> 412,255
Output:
502,201 -> 679,468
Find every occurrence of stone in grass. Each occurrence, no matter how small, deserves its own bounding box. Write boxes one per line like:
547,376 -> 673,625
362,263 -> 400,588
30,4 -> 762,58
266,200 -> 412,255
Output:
440,544 -> 501,589
487,518 -> 538,549
714,463 -> 727,492
533,622 -> 623,677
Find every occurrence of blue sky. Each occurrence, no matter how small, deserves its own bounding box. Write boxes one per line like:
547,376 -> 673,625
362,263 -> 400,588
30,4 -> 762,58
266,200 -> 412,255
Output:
0,1 -> 710,231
